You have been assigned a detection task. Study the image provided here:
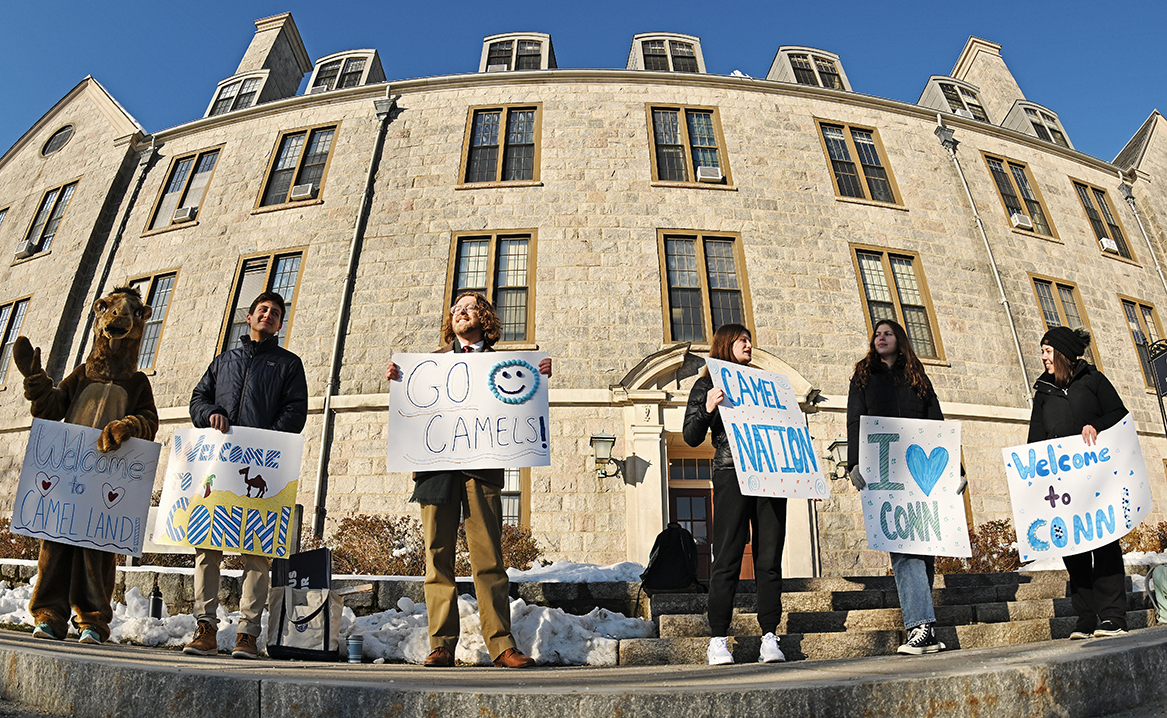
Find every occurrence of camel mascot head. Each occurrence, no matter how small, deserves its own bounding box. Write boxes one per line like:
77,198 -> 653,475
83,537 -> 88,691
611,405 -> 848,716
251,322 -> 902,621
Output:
86,286 -> 152,381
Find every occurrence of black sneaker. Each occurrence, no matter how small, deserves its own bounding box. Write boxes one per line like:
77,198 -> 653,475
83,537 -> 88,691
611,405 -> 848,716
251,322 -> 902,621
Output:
897,623 -> 945,655
1093,621 -> 1127,638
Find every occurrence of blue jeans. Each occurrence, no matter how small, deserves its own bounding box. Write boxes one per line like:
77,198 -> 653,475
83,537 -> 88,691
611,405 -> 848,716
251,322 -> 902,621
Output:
890,552 -> 935,629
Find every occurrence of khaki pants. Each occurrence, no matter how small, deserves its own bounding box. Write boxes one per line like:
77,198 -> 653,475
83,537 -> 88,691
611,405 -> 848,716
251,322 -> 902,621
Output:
193,548 -> 270,637
421,478 -> 514,660
29,540 -> 117,641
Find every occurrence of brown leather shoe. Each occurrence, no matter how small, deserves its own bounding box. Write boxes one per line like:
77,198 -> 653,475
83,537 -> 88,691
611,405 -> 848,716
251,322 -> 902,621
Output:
424,647 -> 454,667
492,647 -> 535,668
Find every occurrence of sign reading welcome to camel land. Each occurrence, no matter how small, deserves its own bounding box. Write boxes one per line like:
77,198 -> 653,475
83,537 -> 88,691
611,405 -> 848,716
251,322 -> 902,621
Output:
10,419 -> 160,557
1003,413 -> 1152,563
706,358 -> 829,499
386,352 -> 550,473
858,416 -> 970,557
152,425 -> 304,558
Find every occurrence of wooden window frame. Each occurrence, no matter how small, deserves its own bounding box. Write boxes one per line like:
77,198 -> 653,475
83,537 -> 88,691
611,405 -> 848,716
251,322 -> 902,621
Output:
1118,294 -> 1165,390
209,76 -> 264,117
656,229 -> 755,346
501,467 -> 532,528
849,243 -> 945,361
981,152 -> 1058,239
143,146 -> 224,235
254,123 -> 340,211
0,296 -> 31,385
458,104 -> 543,188
216,249 -> 307,353
0,206 -> 8,235
814,119 -> 902,206
444,230 -> 538,346
645,104 -> 733,188
42,125 -> 74,156
1028,274 -> 1102,369
22,179 -> 80,255
1071,178 -> 1135,262
127,269 -> 181,372
1024,108 -> 1070,148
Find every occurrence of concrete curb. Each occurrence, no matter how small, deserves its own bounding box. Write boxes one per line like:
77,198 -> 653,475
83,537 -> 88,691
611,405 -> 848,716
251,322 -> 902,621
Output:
1,627 -> 1166,717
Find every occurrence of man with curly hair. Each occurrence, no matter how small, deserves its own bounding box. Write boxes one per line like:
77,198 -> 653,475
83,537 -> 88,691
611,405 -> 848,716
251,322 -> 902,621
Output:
385,291 -> 550,668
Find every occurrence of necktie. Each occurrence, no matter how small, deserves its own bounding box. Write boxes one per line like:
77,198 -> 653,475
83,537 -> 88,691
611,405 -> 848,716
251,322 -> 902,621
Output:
462,345 -> 473,353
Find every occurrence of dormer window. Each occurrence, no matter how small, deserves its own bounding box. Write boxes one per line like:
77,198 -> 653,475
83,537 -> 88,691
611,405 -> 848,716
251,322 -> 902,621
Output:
306,51 -> 385,94
670,42 -> 698,72
480,34 -> 556,72
767,47 -> 850,90
642,41 -> 669,70
1025,108 -> 1069,147
210,77 -> 262,116
940,84 -> 989,122
629,34 -> 705,74
487,42 -> 513,71
1001,101 -> 1073,149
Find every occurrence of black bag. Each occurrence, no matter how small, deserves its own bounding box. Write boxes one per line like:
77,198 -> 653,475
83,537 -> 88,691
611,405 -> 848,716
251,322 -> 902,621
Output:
639,522 -> 703,595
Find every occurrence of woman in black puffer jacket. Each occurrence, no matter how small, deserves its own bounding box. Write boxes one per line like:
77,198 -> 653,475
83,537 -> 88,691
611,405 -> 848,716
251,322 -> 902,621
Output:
684,323 -> 787,665
1028,326 -> 1129,639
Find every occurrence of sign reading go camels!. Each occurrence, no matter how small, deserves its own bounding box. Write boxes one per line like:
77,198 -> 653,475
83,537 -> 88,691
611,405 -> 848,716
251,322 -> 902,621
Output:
1003,414 -> 1152,562
706,359 -> 829,499
859,417 -> 971,557
152,425 -> 304,558
11,419 -> 160,556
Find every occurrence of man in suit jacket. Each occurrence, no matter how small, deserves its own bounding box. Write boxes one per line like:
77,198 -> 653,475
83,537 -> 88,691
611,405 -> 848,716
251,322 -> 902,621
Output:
386,291 -> 551,668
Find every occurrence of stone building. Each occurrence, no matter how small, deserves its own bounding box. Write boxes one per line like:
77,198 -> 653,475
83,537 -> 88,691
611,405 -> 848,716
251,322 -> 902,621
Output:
1,14 -> 1166,577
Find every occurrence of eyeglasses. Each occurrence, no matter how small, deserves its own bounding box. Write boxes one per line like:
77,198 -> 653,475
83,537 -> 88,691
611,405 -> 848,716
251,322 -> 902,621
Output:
450,304 -> 479,317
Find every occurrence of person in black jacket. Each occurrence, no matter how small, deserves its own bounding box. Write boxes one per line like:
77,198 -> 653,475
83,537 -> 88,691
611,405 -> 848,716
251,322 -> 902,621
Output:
684,323 -> 787,665
183,291 -> 309,659
1027,326 -> 1129,638
847,319 -> 963,655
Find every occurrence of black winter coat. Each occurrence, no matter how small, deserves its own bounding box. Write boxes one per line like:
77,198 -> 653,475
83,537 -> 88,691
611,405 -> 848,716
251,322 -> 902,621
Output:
190,335 -> 309,434
846,357 -> 942,468
683,373 -> 735,471
1027,361 -> 1126,443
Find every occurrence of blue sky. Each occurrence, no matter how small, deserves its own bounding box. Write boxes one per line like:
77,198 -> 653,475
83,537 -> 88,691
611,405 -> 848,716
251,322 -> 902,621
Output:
3,1 -> 1163,162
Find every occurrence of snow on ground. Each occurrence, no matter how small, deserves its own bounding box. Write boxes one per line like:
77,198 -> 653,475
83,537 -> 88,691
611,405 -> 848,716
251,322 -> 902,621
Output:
507,560 -> 645,583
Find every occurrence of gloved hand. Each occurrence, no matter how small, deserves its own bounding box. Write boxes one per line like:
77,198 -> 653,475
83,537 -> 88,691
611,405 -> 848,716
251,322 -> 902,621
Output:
848,466 -> 865,491
956,475 -> 968,495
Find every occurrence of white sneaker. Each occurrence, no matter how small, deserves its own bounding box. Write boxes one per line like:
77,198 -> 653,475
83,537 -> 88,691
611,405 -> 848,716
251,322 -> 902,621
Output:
758,632 -> 786,663
706,636 -> 733,665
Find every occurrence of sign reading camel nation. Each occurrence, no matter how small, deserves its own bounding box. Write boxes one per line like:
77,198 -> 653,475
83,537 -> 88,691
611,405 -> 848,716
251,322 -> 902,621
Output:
10,419 -> 160,557
1003,414 -> 1152,563
706,358 -> 829,499
858,417 -> 970,557
152,426 -> 304,558
386,352 -> 550,472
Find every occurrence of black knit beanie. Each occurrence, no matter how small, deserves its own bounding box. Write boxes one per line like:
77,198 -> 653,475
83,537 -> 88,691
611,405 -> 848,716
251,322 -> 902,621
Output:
1041,326 -> 1090,361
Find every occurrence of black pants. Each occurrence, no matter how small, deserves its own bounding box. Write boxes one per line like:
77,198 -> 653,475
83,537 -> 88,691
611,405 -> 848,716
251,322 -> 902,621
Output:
707,469 -> 788,636
1062,539 -> 1127,630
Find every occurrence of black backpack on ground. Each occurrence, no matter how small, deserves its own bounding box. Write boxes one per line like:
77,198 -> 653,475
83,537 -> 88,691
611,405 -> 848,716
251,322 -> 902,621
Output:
639,522 -> 705,596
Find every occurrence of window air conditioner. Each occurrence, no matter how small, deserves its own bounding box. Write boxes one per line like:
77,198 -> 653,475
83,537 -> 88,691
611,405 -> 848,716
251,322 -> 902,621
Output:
1099,237 -> 1119,253
172,206 -> 198,222
13,240 -> 36,259
954,108 -> 974,119
309,84 -> 332,95
696,166 -> 724,183
1009,212 -> 1033,230
486,64 -> 509,73
289,183 -> 316,201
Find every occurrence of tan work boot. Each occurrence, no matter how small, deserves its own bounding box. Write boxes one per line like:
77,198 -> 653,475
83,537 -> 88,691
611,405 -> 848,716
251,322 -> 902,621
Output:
232,632 -> 260,659
183,621 -> 219,656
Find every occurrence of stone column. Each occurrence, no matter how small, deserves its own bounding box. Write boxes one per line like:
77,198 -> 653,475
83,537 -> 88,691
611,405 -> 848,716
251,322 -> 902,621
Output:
623,404 -> 668,565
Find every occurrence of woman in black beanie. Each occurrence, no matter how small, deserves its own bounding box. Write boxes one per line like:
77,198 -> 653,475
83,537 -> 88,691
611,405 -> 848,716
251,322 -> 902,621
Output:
1027,326 -> 1129,638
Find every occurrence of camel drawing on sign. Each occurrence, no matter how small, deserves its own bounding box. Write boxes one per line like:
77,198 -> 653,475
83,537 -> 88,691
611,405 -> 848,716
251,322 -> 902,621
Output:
239,466 -> 267,499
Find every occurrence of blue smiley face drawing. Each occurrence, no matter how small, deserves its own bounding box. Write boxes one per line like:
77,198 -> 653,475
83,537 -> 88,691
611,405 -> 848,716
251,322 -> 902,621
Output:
488,359 -> 540,404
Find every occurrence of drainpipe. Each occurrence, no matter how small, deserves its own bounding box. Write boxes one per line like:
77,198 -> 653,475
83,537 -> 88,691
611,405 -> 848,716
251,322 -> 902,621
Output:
311,89 -> 397,539
1117,180 -> 1167,301
934,119 -> 1031,398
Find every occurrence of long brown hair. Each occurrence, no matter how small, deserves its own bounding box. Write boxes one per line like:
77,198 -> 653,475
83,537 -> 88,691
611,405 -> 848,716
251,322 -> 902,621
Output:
851,319 -> 931,397
1042,341 -> 1076,387
702,323 -> 751,376
440,291 -> 502,346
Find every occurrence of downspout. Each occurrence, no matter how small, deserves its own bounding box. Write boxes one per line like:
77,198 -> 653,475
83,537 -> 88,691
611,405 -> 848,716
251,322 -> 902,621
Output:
934,119 -> 1031,398
311,89 -> 397,539
1118,179 -> 1167,301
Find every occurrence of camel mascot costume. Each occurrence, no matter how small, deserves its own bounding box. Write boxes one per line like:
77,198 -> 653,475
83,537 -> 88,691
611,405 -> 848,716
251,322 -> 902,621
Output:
13,286 -> 158,643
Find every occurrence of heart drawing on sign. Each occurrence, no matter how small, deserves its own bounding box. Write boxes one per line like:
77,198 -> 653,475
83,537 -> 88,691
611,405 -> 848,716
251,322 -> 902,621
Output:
102,483 -> 125,509
36,472 -> 59,497
905,444 -> 948,497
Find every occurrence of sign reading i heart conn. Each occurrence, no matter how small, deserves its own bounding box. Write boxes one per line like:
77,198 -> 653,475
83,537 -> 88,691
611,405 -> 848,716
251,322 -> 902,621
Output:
858,416 -> 971,557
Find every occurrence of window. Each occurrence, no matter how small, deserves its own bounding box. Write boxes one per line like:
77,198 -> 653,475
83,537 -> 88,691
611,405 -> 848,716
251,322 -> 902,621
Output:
658,231 -> 752,344
1030,276 -> 1101,367
0,298 -> 29,384
258,125 -> 337,207
1121,297 -> 1163,388
210,77 -> 261,116
1073,182 -> 1132,259
1025,108 -> 1069,148
641,40 -> 698,72
852,246 -> 942,359
461,106 -> 540,185
670,42 -> 698,72
0,207 -> 7,233
642,40 -> 669,70
220,251 -> 304,352
501,468 -> 530,527
312,58 -> 366,91
814,57 -> 843,89
516,41 -> 541,70
448,231 -> 535,342
488,41 -> 513,70
789,53 -> 843,88
648,106 -> 730,185
24,181 -> 77,254
938,83 -> 989,122
817,121 -> 898,204
127,272 -> 177,371
148,149 -> 221,231
42,126 -> 74,156
983,155 -> 1055,237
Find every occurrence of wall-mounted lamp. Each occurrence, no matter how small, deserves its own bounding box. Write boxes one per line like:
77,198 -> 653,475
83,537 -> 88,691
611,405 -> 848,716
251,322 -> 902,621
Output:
589,432 -> 622,478
824,437 -> 848,479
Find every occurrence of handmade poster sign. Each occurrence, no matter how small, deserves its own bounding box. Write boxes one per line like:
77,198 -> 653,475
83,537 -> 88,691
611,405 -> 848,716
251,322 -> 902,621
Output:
1002,414 -> 1152,562
152,425 -> 304,558
10,419 -> 160,557
386,352 -> 550,473
706,358 -> 829,499
858,416 -> 970,556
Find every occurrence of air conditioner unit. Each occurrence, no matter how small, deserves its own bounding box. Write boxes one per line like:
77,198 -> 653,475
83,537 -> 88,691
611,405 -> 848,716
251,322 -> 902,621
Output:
1100,237 -> 1119,253
954,108 -> 974,119
289,183 -> 316,201
486,64 -> 509,73
1010,212 -> 1034,230
13,240 -> 37,259
308,84 -> 332,95
696,166 -> 724,183
172,206 -> 198,222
